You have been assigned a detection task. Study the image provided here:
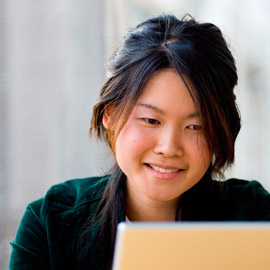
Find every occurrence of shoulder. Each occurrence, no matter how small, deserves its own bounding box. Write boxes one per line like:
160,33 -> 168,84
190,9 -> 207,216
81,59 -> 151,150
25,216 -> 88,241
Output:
223,178 -> 269,199
43,175 -> 110,209
222,178 -> 270,220
28,175 -> 110,224
10,176 -> 110,268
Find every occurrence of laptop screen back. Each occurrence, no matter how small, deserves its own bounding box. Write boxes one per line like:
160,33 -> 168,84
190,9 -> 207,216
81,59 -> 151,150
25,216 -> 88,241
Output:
112,222 -> 270,270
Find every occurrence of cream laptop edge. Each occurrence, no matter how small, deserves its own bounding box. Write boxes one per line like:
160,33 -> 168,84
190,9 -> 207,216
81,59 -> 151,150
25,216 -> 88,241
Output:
112,221 -> 270,270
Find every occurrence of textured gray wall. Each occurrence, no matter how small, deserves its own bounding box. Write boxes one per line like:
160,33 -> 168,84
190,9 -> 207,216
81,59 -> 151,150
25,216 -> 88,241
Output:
1,1 -> 107,268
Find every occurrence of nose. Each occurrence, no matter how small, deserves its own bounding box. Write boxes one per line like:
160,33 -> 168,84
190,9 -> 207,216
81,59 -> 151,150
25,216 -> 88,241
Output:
153,127 -> 184,157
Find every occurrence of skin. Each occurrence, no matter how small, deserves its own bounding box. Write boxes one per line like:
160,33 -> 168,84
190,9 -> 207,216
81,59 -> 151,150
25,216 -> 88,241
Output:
103,68 -> 212,221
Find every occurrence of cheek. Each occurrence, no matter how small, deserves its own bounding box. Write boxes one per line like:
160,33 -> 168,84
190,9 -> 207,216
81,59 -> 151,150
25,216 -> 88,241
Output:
198,145 -> 212,171
188,135 -> 212,168
115,123 -> 152,163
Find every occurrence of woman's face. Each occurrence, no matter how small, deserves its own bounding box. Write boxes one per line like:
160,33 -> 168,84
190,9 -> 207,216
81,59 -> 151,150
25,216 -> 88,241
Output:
107,69 -> 212,204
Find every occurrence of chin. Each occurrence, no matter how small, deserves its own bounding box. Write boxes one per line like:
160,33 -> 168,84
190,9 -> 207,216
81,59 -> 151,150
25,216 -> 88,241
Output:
146,192 -> 181,203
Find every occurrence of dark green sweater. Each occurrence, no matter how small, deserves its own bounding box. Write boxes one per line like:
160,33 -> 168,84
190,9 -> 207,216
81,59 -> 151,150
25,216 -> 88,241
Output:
9,176 -> 270,269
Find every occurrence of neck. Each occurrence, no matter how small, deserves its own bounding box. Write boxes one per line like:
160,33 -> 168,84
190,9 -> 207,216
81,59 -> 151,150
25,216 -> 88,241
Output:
125,187 -> 179,222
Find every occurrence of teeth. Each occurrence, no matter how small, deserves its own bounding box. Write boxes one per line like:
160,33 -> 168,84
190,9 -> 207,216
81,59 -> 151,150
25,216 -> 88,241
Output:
149,165 -> 179,173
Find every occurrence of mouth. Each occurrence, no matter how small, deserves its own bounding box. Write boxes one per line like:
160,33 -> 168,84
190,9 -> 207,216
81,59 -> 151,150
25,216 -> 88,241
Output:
145,163 -> 183,173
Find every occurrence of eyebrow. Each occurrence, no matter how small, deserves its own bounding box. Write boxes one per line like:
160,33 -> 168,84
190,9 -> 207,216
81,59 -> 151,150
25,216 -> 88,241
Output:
136,102 -> 201,119
137,102 -> 165,115
185,111 -> 201,119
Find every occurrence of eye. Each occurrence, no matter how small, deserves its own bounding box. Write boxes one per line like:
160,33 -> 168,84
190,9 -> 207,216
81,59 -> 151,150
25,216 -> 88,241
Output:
186,124 -> 202,131
143,118 -> 160,125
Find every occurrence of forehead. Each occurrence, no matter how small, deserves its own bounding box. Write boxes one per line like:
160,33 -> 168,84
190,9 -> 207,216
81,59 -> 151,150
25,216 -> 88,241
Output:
136,69 -> 200,116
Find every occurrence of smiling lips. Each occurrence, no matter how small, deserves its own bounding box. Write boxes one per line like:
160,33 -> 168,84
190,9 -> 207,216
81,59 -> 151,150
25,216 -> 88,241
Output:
148,164 -> 179,173
145,163 -> 183,179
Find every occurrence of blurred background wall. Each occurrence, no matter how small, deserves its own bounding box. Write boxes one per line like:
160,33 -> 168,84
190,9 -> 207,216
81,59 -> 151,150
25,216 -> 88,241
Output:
0,0 -> 269,267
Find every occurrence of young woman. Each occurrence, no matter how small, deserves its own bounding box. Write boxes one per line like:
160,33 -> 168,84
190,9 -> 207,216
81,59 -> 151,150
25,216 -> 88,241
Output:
10,14 -> 270,270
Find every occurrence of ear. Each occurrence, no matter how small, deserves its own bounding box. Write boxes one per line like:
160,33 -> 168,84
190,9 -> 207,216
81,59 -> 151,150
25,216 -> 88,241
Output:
102,105 -> 114,129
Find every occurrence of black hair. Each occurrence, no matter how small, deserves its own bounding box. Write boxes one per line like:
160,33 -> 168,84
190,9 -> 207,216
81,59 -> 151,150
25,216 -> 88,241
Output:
87,13 -> 241,269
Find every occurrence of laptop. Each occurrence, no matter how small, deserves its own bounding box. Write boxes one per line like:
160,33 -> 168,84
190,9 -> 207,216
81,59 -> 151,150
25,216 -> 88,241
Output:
112,222 -> 270,270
